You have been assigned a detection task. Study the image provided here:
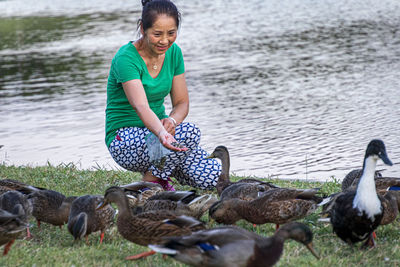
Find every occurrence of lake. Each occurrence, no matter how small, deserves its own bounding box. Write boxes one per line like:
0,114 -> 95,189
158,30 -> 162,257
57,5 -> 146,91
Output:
0,0 -> 399,181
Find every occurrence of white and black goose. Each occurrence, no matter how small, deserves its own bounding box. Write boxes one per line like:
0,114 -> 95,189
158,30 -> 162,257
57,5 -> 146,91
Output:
330,139 -> 393,247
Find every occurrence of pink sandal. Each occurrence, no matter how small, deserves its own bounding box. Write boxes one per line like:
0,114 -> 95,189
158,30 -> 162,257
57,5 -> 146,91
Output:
151,178 -> 175,191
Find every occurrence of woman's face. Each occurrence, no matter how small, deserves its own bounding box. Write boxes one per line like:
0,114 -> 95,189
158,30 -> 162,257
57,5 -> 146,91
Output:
143,14 -> 177,56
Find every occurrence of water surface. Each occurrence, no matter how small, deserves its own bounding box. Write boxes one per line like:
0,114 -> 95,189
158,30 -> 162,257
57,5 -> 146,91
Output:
1,0 -> 399,181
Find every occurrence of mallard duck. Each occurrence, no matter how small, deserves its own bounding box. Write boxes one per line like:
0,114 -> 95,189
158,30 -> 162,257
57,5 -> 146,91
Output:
206,146 -> 278,199
97,186 -> 205,260
131,189 -> 198,211
120,181 -> 163,207
0,208 -> 29,255
28,189 -> 77,229
0,191 -> 32,238
149,221 -> 319,267
209,187 -> 322,228
133,190 -> 217,219
67,194 -> 115,244
330,139 -> 393,247
0,178 -> 44,195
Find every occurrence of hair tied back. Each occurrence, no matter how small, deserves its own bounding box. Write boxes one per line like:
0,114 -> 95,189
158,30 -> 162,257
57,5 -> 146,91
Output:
141,0 -> 152,7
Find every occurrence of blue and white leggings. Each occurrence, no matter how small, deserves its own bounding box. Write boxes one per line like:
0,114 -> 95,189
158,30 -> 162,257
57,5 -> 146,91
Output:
108,122 -> 221,190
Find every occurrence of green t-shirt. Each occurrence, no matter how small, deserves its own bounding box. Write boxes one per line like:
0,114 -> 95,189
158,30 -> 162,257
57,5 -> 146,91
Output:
105,42 -> 185,147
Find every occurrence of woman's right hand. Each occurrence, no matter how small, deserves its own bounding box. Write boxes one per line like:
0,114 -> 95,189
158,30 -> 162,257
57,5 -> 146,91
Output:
158,129 -> 188,152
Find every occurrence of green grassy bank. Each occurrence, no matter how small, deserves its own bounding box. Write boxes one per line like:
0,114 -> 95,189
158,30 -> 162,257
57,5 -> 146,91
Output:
0,163 -> 399,266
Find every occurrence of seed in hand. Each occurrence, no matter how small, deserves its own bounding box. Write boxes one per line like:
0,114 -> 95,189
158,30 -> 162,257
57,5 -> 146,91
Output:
171,142 -> 185,148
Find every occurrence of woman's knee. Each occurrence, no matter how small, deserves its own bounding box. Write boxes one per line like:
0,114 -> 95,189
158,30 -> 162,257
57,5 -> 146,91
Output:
176,122 -> 201,147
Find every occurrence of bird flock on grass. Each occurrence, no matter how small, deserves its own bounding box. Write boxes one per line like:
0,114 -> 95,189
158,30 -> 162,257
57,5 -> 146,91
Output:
0,139 -> 398,267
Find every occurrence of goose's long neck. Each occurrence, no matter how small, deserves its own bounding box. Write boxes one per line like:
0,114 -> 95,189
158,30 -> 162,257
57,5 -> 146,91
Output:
216,152 -> 231,195
353,157 -> 381,220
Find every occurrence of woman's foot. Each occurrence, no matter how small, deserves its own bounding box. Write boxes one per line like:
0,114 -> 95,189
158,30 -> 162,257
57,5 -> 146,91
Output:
142,172 -> 175,191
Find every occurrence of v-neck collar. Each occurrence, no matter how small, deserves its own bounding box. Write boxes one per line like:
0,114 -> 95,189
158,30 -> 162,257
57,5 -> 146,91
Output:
130,41 -> 165,79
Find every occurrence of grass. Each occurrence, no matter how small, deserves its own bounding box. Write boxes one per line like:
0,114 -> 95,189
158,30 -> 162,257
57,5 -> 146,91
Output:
0,163 -> 400,266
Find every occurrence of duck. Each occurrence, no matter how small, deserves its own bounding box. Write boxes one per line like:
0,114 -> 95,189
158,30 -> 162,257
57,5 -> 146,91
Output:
0,208 -> 29,256
133,190 -> 218,219
206,146 -> 278,200
67,194 -> 115,244
321,180 -> 400,227
330,139 -> 393,247
119,181 -> 164,207
0,190 -> 32,238
209,187 -> 322,228
149,221 -> 319,267
96,186 -> 206,260
28,189 -> 77,229
341,169 -> 382,191
0,178 -> 44,195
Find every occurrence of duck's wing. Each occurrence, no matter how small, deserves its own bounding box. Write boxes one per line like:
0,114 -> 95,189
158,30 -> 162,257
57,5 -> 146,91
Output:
147,190 -> 198,203
220,183 -> 267,201
160,225 -> 257,248
162,215 -> 205,230
257,188 -> 322,203
237,178 -> 279,189
120,181 -> 163,192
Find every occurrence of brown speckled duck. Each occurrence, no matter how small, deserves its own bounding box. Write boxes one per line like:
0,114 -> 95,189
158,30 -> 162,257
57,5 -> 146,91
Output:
97,186 -> 205,260
206,146 -> 278,200
149,221 -> 319,267
209,187 -> 322,228
28,189 -> 77,229
67,194 -> 115,244
133,190 -> 217,219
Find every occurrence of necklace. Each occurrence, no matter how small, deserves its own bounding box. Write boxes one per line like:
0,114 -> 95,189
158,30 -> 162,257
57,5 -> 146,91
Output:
153,63 -> 157,70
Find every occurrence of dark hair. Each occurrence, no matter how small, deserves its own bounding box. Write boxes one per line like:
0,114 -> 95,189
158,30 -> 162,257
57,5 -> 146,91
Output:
139,0 -> 181,32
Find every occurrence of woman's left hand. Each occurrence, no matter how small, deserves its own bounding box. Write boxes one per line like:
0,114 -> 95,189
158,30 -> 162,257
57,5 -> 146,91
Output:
161,118 -> 176,136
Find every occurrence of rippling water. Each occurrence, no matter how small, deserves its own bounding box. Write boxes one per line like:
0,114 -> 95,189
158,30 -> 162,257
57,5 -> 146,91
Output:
1,0 -> 399,181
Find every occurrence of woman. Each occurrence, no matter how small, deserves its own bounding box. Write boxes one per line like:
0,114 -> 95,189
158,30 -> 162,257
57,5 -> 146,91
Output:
105,0 -> 221,190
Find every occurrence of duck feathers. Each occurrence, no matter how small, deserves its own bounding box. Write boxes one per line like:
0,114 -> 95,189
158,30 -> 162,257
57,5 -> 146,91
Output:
210,188 -> 321,225
149,222 -> 318,267
67,195 -> 115,242
330,139 -> 393,245
29,189 -> 77,227
99,186 -> 205,247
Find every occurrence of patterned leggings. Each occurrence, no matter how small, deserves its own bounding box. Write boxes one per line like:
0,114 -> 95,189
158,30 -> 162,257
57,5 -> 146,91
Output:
108,122 -> 220,189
